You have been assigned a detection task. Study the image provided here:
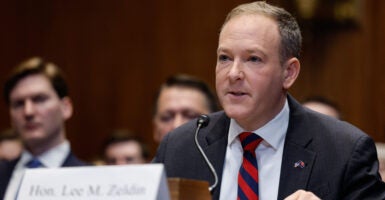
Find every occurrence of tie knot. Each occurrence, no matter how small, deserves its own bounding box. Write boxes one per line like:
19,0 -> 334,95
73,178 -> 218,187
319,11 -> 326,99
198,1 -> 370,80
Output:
239,132 -> 262,152
26,158 -> 44,168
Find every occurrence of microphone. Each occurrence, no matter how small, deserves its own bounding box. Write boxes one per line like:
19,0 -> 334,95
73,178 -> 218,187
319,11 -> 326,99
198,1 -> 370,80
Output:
194,115 -> 218,192
197,114 -> 210,128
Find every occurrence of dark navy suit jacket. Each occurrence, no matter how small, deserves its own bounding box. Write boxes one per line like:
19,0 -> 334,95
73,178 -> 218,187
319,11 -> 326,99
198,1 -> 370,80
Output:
0,152 -> 87,199
154,95 -> 385,200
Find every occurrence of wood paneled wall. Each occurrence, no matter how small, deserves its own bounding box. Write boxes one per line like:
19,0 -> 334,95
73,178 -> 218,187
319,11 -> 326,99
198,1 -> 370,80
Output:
290,1 -> 385,141
0,0 -> 384,161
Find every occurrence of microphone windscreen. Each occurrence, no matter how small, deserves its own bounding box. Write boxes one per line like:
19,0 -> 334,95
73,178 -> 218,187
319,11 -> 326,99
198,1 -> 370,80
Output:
197,115 -> 210,128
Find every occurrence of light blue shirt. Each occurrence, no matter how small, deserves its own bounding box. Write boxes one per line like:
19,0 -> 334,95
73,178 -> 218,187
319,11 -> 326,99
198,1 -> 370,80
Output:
219,100 -> 289,200
4,140 -> 70,200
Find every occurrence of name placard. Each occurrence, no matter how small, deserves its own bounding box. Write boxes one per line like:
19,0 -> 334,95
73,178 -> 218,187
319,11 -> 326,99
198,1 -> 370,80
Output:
17,164 -> 170,200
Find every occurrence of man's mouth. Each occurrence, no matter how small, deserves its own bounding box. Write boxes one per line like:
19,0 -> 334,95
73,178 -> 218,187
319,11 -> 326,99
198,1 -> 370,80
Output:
229,91 -> 247,96
24,123 -> 40,130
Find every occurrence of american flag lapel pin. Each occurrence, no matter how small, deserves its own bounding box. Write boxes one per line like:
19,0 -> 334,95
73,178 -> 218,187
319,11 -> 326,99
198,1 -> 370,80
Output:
294,160 -> 306,168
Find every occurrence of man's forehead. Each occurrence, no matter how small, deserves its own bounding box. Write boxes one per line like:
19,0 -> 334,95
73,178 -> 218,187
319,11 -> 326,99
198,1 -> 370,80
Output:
10,75 -> 55,99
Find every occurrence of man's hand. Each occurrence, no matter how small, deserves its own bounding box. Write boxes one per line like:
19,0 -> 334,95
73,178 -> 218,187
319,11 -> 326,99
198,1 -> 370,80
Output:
284,190 -> 321,200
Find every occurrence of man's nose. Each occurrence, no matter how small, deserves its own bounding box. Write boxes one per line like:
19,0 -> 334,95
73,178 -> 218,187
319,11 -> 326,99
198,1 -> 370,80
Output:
23,100 -> 36,118
172,114 -> 188,129
228,60 -> 244,81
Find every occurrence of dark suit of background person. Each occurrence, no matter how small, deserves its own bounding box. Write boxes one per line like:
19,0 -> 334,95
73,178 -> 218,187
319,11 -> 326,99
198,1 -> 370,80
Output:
0,153 -> 85,198
154,1 -> 385,200
0,57 -> 87,200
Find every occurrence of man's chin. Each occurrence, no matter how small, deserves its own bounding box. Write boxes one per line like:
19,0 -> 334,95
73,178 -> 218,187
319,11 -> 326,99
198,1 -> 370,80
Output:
23,136 -> 46,147
224,106 -> 249,119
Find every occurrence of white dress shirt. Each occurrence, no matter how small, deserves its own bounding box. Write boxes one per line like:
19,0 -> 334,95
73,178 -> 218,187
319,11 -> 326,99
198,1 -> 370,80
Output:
4,140 -> 70,200
219,100 -> 289,200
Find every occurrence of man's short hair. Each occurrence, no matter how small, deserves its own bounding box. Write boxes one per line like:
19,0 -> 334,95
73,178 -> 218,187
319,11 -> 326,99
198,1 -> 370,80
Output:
103,130 -> 150,160
303,96 -> 341,118
153,74 -> 219,115
221,1 -> 302,64
3,57 -> 69,104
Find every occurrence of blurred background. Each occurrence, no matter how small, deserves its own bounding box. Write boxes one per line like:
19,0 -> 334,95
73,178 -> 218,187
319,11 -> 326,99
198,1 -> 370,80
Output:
0,0 -> 384,161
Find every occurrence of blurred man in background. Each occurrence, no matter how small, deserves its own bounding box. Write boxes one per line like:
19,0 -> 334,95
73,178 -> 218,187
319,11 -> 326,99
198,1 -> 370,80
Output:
303,96 -> 341,119
376,142 -> 385,181
0,129 -> 22,161
0,57 -> 87,200
103,129 -> 150,165
153,74 -> 218,143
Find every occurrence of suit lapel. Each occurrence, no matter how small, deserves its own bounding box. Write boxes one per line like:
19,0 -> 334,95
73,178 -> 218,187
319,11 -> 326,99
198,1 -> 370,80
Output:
62,152 -> 87,167
0,158 -> 19,199
277,95 -> 317,199
277,140 -> 316,199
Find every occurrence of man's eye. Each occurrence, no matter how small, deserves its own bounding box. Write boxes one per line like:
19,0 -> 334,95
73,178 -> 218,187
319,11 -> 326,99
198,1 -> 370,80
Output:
106,158 -> 117,165
159,114 -> 174,123
32,95 -> 48,103
11,100 -> 24,109
125,157 -> 134,162
183,112 -> 200,120
218,55 -> 230,61
249,56 -> 262,62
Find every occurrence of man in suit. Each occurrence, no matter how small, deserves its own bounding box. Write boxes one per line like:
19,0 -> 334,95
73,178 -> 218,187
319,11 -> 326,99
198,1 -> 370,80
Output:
154,1 -> 385,200
0,57 -> 87,199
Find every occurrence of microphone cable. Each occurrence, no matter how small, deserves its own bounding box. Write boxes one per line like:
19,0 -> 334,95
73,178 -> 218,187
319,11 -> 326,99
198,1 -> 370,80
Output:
194,115 -> 218,192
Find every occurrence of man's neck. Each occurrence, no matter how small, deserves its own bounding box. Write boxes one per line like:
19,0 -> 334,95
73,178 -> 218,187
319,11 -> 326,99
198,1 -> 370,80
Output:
26,136 -> 66,156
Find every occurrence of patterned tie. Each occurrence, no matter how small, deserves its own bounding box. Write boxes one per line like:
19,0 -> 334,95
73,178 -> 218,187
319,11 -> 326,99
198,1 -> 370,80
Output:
26,157 -> 44,168
237,132 -> 263,200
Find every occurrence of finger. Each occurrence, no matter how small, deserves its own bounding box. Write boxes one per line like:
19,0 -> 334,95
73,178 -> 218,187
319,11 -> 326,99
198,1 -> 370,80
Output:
284,190 -> 321,200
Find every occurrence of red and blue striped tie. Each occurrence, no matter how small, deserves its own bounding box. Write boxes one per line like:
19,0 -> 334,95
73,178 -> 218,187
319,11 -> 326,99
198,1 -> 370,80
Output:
237,132 -> 263,200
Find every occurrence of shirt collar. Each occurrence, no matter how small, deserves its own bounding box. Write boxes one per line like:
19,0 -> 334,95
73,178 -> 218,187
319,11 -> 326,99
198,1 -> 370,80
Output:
19,140 -> 70,168
228,99 -> 290,150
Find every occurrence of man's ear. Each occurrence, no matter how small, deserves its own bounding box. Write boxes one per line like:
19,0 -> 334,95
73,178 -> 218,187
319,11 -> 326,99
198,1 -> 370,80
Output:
61,97 -> 73,120
282,57 -> 300,89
